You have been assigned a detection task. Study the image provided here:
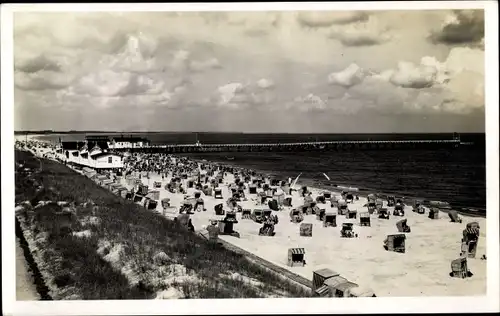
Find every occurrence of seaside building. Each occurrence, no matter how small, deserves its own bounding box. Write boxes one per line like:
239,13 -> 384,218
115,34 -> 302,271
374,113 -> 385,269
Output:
108,135 -> 151,149
60,140 -> 124,171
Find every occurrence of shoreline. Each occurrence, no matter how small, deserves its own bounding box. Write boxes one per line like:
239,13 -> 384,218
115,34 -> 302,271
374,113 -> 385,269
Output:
182,155 -> 486,219
22,134 -> 486,217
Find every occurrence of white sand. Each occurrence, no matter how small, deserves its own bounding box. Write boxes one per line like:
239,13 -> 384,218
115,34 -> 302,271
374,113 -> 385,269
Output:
127,171 -> 487,297
18,140 -> 487,297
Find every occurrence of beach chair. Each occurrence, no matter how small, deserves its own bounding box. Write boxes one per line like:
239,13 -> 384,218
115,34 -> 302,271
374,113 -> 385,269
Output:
367,194 -> 376,203
283,197 -> 292,207
290,209 -> 304,223
133,194 -> 145,204
240,209 -> 251,219
147,190 -> 160,201
340,223 -> 358,238
194,198 -> 205,212
338,200 -> 348,215
346,209 -> 357,219
383,234 -> 406,253
259,219 -> 276,236
348,285 -> 377,297
145,198 -> 158,210
316,209 -> 326,221
323,213 -> 337,227
396,219 -> 411,233
345,193 -> 354,204
428,208 -> 439,219
393,203 -> 405,216
450,257 -> 470,278
375,198 -> 384,211
359,212 -> 371,227
263,209 -> 273,218
312,268 -> 340,293
387,196 -> 396,207
224,212 -> 238,223
316,195 -> 326,204
323,191 -> 332,200
287,248 -> 306,267
214,188 -> 223,199
153,181 -> 162,188
314,274 -> 348,297
367,202 -> 376,214
268,199 -> 279,211
448,210 -> 462,223
161,198 -> 171,210
461,222 -> 480,258
214,203 -> 225,216
251,209 -> 264,223
137,184 -> 149,196
333,281 -> 359,298
378,208 -> 390,219
194,191 -> 202,199
300,223 -> 313,237
218,219 -> 240,238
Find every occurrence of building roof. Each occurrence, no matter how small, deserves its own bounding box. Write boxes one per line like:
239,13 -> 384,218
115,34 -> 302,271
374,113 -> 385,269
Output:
87,141 -> 109,151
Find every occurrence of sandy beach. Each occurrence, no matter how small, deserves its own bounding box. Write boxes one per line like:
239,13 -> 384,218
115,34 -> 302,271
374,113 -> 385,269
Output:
16,138 -> 487,297
122,169 -> 486,297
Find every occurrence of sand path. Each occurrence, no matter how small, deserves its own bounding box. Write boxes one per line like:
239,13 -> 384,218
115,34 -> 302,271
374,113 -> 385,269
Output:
16,237 -> 40,301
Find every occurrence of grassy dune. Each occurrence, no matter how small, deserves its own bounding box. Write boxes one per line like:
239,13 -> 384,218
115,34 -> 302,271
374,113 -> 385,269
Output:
14,150 -> 311,299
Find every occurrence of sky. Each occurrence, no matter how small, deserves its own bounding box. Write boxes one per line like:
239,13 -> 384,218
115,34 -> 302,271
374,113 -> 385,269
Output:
13,9 -> 486,133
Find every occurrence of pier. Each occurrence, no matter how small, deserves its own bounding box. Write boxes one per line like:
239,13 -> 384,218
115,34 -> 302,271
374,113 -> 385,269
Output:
114,138 -> 464,154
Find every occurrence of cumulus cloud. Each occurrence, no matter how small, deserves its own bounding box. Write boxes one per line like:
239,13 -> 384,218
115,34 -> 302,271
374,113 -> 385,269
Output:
15,54 -> 61,73
297,11 -> 369,28
430,10 -> 484,46
256,78 -> 275,89
13,11 -> 485,132
328,15 -> 392,47
328,64 -> 367,87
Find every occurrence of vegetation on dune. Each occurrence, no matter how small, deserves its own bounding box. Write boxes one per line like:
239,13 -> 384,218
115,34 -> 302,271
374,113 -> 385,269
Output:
15,149 -> 311,299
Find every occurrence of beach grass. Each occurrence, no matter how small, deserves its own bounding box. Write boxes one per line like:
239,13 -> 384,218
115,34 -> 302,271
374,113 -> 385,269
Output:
15,149 -> 312,299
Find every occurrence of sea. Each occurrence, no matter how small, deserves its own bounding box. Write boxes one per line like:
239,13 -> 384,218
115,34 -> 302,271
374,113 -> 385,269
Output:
35,132 -> 486,215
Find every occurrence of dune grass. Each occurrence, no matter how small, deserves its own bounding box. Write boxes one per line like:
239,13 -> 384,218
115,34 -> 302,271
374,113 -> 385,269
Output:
15,149 -> 312,299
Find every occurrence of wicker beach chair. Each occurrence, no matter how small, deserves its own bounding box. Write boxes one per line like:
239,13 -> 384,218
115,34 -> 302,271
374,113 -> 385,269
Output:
346,209 -> 357,219
323,213 -> 337,227
241,209 -> 251,219
378,208 -> 390,219
290,209 -> 304,223
428,208 -> 440,219
393,203 -> 405,216
300,223 -> 313,237
340,223 -> 357,238
251,209 -> 264,223
287,248 -> 306,267
448,210 -> 462,223
214,203 -> 225,216
396,219 -> 411,233
214,188 -> 223,199
359,212 -> 371,227
316,209 -> 326,221
384,234 -> 406,253
461,222 -> 480,258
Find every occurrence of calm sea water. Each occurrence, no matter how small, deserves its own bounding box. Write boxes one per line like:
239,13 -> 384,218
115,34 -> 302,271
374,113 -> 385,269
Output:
37,132 -> 486,214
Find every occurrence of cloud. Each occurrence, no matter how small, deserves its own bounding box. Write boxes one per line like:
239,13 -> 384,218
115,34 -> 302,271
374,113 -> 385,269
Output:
328,15 -> 392,47
189,57 -> 222,72
256,78 -> 275,89
15,71 -> 74,91
328,64 -> 367,87
297,11 -> 369,28
430,10 -> 484,46
14,54 -> 61,73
